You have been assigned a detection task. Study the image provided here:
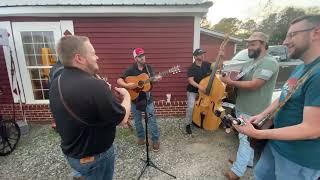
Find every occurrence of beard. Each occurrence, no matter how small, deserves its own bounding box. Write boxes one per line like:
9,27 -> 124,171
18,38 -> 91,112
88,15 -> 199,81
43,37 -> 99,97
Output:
248,48 -> 261,59
289,43 -> 309,59
88,62 -> 99,74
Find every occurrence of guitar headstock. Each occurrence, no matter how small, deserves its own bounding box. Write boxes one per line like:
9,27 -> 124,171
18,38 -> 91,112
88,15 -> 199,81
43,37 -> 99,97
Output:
168,65 -> 181,75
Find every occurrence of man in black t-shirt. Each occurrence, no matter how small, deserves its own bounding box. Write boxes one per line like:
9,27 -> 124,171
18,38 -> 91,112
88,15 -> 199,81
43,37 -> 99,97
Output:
185,48 -> 212,134
117,48 -> 161,152
49,35 -> 131,180
48,60 -> 64,130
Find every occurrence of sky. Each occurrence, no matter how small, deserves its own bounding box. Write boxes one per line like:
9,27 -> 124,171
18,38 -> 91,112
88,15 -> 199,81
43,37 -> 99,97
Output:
207,0 -> 320,25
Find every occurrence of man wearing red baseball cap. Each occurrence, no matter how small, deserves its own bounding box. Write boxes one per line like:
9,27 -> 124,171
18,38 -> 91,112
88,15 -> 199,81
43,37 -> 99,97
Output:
117,48 -> 161,152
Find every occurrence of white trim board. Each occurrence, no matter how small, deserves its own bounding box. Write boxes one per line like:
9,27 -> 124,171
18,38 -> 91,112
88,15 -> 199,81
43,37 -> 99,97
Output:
0,6 -> 209,17
193,16 -> 201,62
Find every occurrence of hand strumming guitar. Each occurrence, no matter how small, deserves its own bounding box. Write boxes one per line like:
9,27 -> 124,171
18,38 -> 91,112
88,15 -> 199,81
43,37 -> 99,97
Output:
220,73 -> 234,85
126,82 -> 139,89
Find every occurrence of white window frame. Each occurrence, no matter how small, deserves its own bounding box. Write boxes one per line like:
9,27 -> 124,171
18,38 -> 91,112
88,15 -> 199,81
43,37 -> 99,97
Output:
7,21 -> 73,104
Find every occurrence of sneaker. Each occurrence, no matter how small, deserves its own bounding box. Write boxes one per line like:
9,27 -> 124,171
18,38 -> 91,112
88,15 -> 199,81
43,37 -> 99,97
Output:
186,124 -> 192,134
152,141 -> 160,152
137,139 -> 145,145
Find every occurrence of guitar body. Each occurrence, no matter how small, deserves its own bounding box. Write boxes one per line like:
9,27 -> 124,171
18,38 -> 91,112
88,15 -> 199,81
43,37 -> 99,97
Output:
223,71 -> 240,104
192,74 -> 226,131
249,118 -> 274,152
125,73 -> 152,100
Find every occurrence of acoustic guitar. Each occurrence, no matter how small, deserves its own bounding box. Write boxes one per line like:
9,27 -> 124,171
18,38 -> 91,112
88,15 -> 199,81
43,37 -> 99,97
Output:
125,65 -> 180,100
222,70 -> 241,104
248,116 -> 273,151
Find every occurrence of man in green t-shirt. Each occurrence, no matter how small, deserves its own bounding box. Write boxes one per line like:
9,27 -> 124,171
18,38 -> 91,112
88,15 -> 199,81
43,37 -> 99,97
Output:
234,15 -> 320,180
221,32 -> 279,179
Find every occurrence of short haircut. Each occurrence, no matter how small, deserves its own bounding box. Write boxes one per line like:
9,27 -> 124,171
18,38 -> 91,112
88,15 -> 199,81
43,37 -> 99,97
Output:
290,15 -> 320,27
56,35 -> 89,67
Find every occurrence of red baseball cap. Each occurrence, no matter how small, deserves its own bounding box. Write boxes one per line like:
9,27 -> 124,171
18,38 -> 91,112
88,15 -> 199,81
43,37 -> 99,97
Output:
133,48 -> 145,58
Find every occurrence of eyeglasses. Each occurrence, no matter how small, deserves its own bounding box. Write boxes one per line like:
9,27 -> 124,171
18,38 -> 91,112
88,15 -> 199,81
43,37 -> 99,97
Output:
137,54 -> 145,58
285,27 -> 316,39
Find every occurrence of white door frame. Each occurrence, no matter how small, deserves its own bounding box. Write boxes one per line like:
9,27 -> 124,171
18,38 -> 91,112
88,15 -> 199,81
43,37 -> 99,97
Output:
10,21 -> 74,104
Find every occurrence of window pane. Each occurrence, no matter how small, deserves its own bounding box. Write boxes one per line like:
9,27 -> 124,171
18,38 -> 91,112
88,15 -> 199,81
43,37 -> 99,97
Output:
40,68 -> 51,79
41,80 -> 49,89
24,55 -> 37,66
34,44 -> 44,55
32,32 -> 43,43
21,32 -> 32,43
33,90 -> 44,100
23,44 -> 34,54
43,90 -> 49,99
29,69 -> 40,79
43,32 -> 55,43
31,80 -> 42,89
44,43 -> 56,54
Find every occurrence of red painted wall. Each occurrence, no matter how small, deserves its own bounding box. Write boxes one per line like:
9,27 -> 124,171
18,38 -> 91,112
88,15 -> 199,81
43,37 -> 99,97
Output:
200,33 -> 236,62
73,17 -> 194,101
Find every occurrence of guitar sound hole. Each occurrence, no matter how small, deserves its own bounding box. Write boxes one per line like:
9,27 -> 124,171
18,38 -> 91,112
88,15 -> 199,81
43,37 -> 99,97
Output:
137,81 -> 144,88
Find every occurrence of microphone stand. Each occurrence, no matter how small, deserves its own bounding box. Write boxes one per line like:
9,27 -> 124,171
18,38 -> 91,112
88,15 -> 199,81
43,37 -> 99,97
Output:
135,93 -> 176,180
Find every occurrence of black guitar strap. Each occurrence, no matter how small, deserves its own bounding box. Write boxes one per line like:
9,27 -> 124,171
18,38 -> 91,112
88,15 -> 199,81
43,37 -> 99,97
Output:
144,64 -> 152,100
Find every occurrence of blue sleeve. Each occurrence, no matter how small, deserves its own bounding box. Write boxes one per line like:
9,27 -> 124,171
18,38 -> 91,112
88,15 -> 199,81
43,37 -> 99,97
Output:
304,71 -> 320,107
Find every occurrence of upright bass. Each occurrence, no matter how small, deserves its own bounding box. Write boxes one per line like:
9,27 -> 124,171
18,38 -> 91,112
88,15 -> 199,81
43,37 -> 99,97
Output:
192,37 -> 230,131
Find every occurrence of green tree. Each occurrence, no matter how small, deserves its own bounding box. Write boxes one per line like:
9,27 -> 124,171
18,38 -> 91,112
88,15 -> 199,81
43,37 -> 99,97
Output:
212,18 -> 242,34
200,17 -> 212,29
270,7 -> 305,45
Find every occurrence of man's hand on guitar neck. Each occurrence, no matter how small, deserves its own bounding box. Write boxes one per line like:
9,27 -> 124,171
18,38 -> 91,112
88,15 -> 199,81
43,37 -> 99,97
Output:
151,74 -> 162,82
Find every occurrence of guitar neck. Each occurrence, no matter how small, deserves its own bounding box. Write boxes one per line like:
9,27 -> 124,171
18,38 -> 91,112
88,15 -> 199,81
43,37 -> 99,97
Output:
143,70 -> 171,84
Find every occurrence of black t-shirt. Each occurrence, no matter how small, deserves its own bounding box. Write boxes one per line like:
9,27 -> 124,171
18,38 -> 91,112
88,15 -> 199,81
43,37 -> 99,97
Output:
120,63 -> 155,103
186,61 -> 212,93
48,61 -> 64,88
49,67 -> 125,159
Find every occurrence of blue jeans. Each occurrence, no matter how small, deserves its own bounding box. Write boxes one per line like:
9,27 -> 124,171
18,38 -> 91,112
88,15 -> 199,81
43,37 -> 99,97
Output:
255,143 -> 320,180
65,144 -> 116,180
131,102 -> 160,142
186,92 -> 197,125
230,111 -> 254,177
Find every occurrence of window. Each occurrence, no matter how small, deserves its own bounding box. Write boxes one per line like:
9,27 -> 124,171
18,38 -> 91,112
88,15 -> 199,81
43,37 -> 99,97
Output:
21,31 -> 57,100
11,22 -> 63,103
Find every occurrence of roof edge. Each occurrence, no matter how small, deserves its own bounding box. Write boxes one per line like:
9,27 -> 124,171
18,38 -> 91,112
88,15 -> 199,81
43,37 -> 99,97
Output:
0,1 -> 213,8
200,28 -> 243,43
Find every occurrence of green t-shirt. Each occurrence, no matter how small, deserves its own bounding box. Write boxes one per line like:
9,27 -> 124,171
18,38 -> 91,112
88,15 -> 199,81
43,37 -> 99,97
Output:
236,54 -> 279,115
271,57 -> 320,169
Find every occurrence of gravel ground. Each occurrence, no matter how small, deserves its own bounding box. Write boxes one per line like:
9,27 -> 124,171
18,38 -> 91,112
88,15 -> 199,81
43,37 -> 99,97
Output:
0,118 -> 253,180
